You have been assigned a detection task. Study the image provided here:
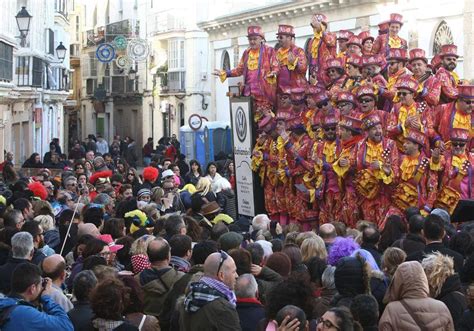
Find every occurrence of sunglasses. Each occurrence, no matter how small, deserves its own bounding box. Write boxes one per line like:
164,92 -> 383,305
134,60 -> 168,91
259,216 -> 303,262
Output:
337,102 -> 351,108
324,127 -> 337,131
359,98 -> 374,104
397,91 -> 412,97
452,141 -> 466,147
216,250 -> 229,274
128,173 -> 134,176
317,101 -> 329,108
461,99 -> 473,105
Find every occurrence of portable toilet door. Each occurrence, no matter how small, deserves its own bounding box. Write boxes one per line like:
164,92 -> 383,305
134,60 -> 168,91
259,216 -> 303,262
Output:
195,129 -> 206,168
179,126 -> 196,162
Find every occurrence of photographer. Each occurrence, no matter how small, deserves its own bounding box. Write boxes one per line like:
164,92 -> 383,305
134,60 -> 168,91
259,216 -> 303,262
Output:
0,263 -> 73,330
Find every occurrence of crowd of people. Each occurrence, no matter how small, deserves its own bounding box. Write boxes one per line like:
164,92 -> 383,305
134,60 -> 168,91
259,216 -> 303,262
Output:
0,9 -> 473,331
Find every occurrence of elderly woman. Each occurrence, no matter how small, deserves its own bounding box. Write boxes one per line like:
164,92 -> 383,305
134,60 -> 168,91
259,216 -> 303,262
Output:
34,214 -> 60,252
422,252 -> 468,328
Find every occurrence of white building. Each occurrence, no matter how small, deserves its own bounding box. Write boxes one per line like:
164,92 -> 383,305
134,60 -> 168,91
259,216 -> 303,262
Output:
0,0 -> 71,164
199,0 -> 474,122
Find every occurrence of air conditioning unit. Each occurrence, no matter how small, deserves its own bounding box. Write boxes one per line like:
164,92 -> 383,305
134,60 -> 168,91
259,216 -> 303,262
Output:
200,72 -> 208,81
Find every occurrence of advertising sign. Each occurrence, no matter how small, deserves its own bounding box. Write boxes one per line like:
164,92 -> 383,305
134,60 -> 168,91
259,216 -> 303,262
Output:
230,98 -> 256,217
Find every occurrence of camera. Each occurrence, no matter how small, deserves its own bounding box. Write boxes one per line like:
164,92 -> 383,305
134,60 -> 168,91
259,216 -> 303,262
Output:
41,278 -> 48,288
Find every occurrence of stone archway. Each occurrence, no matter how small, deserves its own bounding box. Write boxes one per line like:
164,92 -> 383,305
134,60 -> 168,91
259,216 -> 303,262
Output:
432,21 -> 454,55
222,50 -> 231,70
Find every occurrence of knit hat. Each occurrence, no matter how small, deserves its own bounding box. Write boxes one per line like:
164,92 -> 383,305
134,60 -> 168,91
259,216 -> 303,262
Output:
137,188 -> 151,199
28,181 -> 48,200
218,232 -> 243,252
334,256 -> 366,296
143,166 -> 159,182
93,156 -> 108,172
78,223 -> 101,238
265,252 -> 292,278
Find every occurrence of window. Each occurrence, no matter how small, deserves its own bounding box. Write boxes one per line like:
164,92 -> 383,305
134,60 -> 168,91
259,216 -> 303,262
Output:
16,56 -> 30,86
0,42 -> 13,81
433,21 -> 454,55
180,40 -> 185,68
76,16 -> 79,41
47,29 -> 55,55
86,78 -> 96,95
222,51 -> 230,70
32,57 -> 43,87
168,38 -> 184,70
179,103 -> 185,127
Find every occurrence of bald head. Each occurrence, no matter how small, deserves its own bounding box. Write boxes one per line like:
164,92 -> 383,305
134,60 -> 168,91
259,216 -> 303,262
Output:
319,224 -> 336,242
42,254 -> 67,281
147,238 -> 171,264
204,252 -> 238,289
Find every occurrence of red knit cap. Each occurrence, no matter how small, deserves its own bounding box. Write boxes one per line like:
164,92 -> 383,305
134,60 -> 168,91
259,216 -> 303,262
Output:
143,166 -> 159,182
28,181 -> 48,200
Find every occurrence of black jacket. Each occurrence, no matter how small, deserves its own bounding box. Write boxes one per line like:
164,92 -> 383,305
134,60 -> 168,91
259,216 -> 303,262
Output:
68,301 -> 94,331
0,257 -> 31,294
459,308 -> 474,331
392,233 -> 426,256
236,299 -> 265,331
360,243 -> 382,267
436,274 -> 468,329
407,242 -> 464,272
217,190 -> 237,222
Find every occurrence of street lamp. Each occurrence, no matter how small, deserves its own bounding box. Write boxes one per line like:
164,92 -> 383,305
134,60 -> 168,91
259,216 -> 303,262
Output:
56,42 -> 67,62
128,69 -> 137,80
15,6 -> 32,47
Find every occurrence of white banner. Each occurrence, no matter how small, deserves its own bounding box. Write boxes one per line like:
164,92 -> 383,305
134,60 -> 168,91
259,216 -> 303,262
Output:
230,99 -> 255,217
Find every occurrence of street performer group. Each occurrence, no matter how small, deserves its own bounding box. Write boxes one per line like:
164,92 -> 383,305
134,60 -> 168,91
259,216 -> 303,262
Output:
214,13 -> 473,231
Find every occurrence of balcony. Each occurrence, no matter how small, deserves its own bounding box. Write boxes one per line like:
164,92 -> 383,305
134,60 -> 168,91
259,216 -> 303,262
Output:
160,71 -> 185,94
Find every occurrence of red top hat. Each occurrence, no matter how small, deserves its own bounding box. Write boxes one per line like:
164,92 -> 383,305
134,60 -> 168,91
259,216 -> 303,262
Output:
346,36 -> 362,47
277,24 -> 295,37
336,91 -> 357,105
387,48 -> 408,62
362,114 -> 382,130
378,21 -> 390,33
322,115 -> 338,128
258,115 -> 276,133
451,128 -> 470,141
362,54 -> 383,67
325,58 -> 344,70
409,48 -> 427,63
395,75 -> 419,93
314,91 -> 330,104
358,31 -> 374,43
440,44 -> 459,58
458,85 -> 474,99
406,129 -> 426,146
276,107 -> 294,121
347,55 -> 363,67
312,13 -> 328,26
356,85 -> 377,99
431,54 -> 442,69
340,115 -> 363,132
247,26 -> 264,38
388,13 -> 403,26
337,30 -> 354,41
290,87 -> 306,101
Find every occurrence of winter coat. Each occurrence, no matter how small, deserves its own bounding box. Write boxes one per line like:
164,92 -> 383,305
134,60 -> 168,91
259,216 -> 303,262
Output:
392,233 -> 426,256
236,298 -> 265,331
436,274 -> 468,329
458,308 -> 474,331
379,261 -> 454,331
0,295 -> 73,330
407,242 -> 464,272
179,296 -> 241,331
217,190 -> 238,221
137,266 -> 184,317
67,300 -> 94,331
0,257 -> 31,295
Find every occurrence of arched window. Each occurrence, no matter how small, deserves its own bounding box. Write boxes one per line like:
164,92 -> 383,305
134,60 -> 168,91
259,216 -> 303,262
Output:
222,51 -> 231,71
433,21 -> 454,55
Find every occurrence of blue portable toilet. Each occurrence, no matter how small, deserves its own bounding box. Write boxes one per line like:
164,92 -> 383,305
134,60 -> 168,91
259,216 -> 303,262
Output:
179,121 -> 231,168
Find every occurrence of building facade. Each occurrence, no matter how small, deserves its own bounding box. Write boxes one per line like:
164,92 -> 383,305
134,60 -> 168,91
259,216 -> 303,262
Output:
199,0 -> 474,123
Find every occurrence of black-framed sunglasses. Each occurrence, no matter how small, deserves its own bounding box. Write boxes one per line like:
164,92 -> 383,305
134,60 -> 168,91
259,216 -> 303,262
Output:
128,173 -> 134,176
324,126 -> 337,132
452,141 -> 466,147
397,91 -> 412,97
216,250 -> 229,274
317,101 -> 329,108
337,102 -> 351,108
359,98 -> 374,104
461,99 -> 473,105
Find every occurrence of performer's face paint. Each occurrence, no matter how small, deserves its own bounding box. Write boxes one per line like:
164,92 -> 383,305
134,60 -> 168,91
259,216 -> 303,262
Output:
411,59 -> 428,77
389,23 -> 401,37
442,56 -> 457,71
368,124 -> 383,143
